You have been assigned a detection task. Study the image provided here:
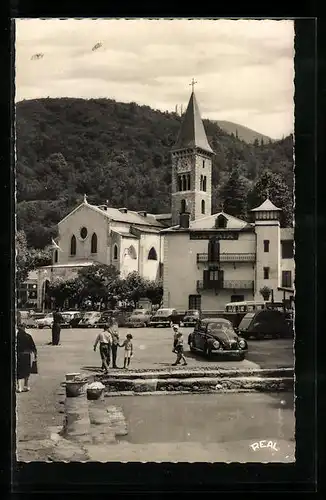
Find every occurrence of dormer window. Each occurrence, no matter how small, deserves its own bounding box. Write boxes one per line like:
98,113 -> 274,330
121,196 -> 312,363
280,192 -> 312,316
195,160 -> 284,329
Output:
216,214 -> 227,229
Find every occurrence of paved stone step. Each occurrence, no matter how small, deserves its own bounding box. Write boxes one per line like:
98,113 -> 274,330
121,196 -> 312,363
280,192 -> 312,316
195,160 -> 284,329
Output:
99,367 -> 293,381
104,376 -> 294,393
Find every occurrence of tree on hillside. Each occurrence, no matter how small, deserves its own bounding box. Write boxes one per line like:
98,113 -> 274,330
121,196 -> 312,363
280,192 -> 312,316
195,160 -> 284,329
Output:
219,167 -> 251,219
16,230 -> 30,286
15,97 -> 294,248
247,170 -> 293,227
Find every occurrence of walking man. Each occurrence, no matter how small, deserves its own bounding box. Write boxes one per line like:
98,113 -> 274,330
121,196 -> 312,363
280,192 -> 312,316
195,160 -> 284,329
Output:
93,324 -> 112,374
52,308 -> 63,346
109,317 -> 120,369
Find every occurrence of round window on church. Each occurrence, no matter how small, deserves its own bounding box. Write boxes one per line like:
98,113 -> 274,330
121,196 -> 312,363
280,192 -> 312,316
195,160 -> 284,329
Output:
80,227 -> 88,239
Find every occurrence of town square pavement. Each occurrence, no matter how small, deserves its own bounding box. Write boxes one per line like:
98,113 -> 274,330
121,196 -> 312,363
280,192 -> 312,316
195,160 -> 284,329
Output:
15,326 -> 294,461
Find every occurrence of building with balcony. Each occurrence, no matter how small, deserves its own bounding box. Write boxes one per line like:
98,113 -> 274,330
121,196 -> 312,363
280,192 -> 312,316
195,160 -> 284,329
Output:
161,89 -> 294,311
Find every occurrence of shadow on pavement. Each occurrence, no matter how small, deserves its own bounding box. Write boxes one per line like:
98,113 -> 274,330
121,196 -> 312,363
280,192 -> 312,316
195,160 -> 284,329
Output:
183,350 -> 244,363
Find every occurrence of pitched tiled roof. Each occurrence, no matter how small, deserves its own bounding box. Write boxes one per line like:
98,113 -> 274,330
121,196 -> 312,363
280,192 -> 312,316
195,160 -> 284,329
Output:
172,92 -> 214,154
59,202 -> 165,228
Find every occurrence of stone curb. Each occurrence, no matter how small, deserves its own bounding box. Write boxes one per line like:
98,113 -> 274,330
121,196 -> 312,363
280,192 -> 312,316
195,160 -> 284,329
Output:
104,376 -> 294,394
99,367 -> 294,382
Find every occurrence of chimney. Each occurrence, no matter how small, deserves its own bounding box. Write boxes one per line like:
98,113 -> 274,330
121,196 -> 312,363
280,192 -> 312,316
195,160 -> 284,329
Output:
179,212 -> 190,229
118,207 -> 128,213
138,211 -> 147,217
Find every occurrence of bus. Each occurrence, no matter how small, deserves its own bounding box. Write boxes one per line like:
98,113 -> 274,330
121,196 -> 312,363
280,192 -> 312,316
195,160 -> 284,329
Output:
224,301 -> 284,314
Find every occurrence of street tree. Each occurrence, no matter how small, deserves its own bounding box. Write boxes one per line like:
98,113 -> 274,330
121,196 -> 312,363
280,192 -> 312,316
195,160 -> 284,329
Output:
16,230 -> 52,286
144,278 -> 163,306
77,263 -> 120,308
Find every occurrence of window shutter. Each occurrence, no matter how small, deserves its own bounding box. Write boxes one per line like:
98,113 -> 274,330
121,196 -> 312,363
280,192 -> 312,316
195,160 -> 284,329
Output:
218,269 -> 224,288
203,270 -> 210,285
208,237 -> 220,263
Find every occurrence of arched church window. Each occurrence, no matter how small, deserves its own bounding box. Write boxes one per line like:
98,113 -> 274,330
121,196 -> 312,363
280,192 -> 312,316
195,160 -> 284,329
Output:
182,175 -> 187,191
113,244 -> 118,260
181,199 -> 186,213
129,245 -> 137,260
201,200 -> 205,214
178,176 -> 182,191
203,176 -> 207,192
54,250 -> 58,263
200,175 -> 203,191
216,214 -> 227,228
70,235 -> 76,256
187,174 -> 191,190
91,233 -> 98,253
148,247 -> 158,260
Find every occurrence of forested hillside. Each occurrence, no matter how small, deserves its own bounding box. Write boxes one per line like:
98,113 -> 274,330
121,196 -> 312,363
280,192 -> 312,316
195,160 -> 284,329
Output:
16,97 -> 294,248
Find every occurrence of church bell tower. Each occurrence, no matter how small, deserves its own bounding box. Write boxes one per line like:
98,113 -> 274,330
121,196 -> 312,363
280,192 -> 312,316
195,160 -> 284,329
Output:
171,80 -> 215,226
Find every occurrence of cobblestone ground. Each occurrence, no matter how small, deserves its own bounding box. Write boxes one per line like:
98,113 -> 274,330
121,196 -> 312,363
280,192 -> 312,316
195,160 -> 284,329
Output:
15,327 -> 294,461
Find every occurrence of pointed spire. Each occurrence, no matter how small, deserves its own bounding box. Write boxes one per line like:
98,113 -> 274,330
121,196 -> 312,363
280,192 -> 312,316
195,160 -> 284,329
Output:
172,90 -> 214,155
83,193 -> 88,204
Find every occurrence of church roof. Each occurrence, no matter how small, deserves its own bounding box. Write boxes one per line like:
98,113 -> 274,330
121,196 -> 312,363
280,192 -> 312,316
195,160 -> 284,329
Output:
58,201 -> 165,228
172,91 -> 214,155
251,198 -> 281,212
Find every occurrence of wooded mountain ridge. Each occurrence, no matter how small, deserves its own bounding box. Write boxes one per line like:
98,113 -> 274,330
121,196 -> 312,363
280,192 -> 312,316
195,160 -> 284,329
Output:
16,97 -> 294,248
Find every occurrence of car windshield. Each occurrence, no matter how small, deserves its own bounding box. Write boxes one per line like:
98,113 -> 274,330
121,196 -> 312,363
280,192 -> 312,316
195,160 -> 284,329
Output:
156,309 -> 172,316
208,322 -> 233,332
239,313 -> 255,329
186,310 -> 199,315
133,311 -> 146,315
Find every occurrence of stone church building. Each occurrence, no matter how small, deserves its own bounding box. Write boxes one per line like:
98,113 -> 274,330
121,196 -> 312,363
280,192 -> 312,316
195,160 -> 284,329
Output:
35,88 -> 294,311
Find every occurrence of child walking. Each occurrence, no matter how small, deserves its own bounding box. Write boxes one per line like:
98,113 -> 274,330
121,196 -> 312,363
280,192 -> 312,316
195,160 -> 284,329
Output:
172,331 -> 187,366
120,333 -> 133,369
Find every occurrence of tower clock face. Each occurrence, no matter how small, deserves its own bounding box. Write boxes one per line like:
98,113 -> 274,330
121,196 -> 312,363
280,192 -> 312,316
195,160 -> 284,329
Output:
178,157 -> 191,172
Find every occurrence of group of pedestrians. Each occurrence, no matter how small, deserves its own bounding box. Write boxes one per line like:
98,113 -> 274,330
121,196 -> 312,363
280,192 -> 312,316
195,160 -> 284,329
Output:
93,317 -> 133,371
15,311 -> 188,394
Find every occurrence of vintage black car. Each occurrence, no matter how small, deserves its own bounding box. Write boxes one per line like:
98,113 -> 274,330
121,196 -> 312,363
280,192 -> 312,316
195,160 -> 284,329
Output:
182,309 -> 201,327
237,310 -> 293,339
148,308 -> 184,327
188,317 -> 248,360
125,309 -> 153,327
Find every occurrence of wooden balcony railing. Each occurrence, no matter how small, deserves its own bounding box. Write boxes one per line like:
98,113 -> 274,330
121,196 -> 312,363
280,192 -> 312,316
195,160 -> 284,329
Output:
197,253 -> 256,263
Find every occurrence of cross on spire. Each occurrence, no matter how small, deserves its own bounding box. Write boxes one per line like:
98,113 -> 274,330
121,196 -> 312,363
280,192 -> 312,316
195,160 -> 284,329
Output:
189,78 -> 198,93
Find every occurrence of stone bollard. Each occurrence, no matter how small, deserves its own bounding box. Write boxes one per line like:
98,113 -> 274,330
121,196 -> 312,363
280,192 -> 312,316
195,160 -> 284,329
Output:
61,374 -> 92,444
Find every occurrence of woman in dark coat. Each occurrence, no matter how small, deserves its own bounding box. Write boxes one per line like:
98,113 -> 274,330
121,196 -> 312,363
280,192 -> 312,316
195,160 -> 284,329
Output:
16,326 -> 37,393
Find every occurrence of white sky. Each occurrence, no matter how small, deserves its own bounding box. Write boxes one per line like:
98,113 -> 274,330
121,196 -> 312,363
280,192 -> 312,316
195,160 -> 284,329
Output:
15,18 -> 294,139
